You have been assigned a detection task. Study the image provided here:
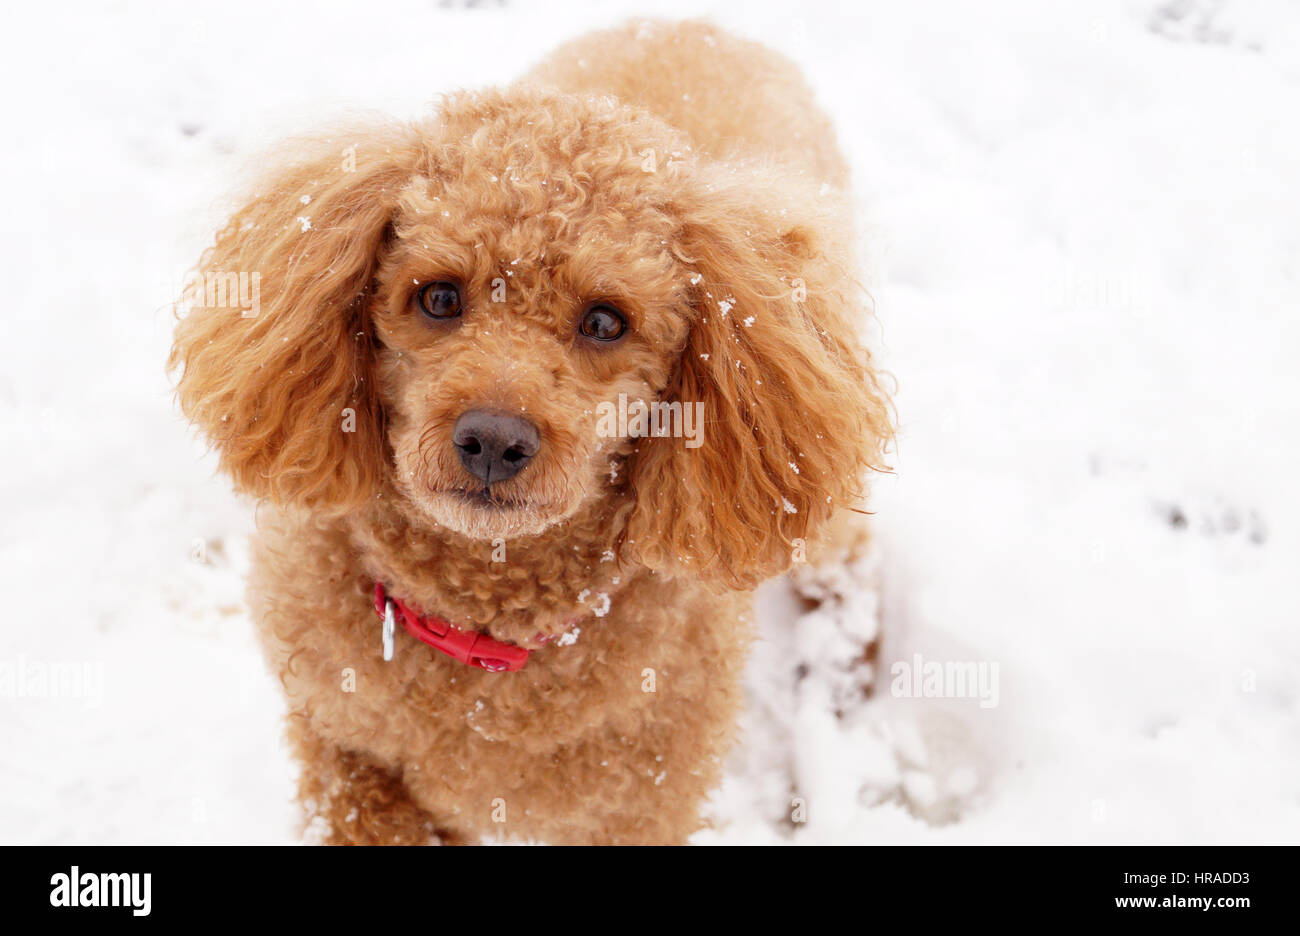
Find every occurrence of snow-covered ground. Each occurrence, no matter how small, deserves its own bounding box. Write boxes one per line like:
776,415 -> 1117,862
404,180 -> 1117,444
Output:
2,0 -> 1297,844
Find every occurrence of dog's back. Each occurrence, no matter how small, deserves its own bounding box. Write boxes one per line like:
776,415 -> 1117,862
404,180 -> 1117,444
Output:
525,19 -> 848,186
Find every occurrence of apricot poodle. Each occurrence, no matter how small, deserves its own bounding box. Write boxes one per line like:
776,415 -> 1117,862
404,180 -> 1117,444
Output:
170,19 -> 891,845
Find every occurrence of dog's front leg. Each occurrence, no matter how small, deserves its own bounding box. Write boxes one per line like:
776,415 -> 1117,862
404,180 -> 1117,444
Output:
286,715 -> 462,845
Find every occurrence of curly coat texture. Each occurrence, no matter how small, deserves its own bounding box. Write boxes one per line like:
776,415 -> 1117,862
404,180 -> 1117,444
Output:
170,19 -> 892,845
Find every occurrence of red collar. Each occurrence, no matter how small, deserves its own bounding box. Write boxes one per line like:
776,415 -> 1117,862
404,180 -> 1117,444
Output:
373,583 -> 530,673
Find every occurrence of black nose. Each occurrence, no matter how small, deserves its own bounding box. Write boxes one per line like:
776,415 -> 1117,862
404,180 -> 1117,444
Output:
452,410 -> 540,484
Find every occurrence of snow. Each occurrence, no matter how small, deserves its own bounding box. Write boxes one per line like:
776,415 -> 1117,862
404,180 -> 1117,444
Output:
2,0 -> 1298,844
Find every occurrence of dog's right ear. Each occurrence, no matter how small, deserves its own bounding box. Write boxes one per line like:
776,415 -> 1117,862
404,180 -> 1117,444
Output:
170,126 -> 420,510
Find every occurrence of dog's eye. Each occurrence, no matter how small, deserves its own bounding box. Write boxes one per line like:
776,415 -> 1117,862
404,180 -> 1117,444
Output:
415,281 -> 462,320
580,304 -> 626,342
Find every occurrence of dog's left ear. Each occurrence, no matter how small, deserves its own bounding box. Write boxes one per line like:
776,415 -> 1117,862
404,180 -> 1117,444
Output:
625,167 -> 893,588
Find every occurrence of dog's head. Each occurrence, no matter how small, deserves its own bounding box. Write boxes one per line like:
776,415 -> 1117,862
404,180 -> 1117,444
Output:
171,89 -> 891,587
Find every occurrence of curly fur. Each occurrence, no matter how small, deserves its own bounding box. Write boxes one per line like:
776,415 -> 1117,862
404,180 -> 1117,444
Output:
170,19 -> 892,845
